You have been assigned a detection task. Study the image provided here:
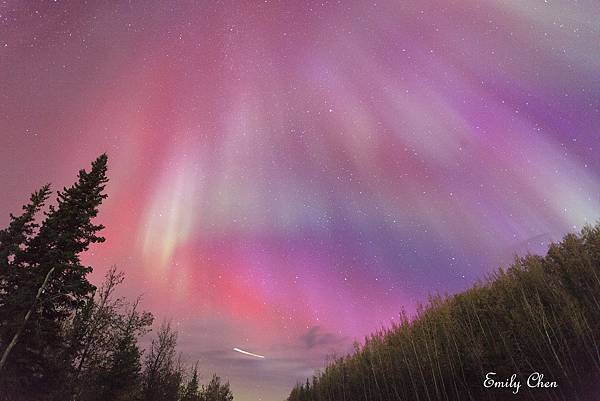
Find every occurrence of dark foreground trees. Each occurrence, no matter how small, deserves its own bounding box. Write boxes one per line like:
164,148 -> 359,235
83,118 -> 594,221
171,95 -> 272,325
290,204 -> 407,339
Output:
0,155 -> 234,401
1,154 -> 108,398
287,224 -> 600,401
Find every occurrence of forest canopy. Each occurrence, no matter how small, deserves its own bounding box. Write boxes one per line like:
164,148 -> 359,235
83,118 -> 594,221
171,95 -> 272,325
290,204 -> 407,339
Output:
287,223 -> 600,401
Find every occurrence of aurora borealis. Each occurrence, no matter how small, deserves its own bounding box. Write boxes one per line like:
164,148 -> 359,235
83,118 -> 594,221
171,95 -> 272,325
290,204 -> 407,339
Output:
1,1 -> 599,400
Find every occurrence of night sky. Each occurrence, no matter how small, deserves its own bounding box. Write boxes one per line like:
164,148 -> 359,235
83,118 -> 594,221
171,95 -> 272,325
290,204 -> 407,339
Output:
1,1 -> 599,400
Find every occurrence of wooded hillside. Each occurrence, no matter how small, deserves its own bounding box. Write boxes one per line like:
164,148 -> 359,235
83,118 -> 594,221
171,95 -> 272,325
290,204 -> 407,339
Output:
287,224 -> 600,401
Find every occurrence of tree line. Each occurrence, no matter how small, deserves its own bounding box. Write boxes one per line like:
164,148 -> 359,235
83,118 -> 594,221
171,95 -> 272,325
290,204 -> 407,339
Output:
0,155 -> 234,401
287,224 -> 600,401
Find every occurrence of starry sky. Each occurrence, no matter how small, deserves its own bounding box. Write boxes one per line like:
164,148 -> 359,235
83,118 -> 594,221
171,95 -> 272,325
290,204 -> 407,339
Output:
1,1 -> 600,400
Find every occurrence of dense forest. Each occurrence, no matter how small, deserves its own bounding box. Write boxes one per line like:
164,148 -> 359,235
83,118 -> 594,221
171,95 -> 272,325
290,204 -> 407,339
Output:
0,155 -> 233,401
287,224 -> 600,401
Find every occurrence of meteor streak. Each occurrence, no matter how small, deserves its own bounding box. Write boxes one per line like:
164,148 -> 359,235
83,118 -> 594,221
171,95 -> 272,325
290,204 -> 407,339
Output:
233,347 -> 265,359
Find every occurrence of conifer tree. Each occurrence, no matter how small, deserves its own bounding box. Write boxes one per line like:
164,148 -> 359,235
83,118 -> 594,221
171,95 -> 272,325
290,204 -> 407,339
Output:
0,184 -> 50,277
0,155 -> 109,399
199,374 -> 233,401
0,185 -> 50,366
92,316 -> 147,401
141,321 -> 183,401
180,362 -> 201,401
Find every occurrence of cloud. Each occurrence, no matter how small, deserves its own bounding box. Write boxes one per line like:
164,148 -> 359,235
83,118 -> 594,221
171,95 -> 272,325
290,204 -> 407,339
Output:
300,326 -> 348,351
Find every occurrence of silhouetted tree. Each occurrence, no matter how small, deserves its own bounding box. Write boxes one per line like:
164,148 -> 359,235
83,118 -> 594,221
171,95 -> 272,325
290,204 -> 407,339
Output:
199,374 -> 233,401
71,269 -> 153,401
0,185 -> 51,371
0,155 -> 108,400
180,362 -> 201,401
142,321 -> 183,401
